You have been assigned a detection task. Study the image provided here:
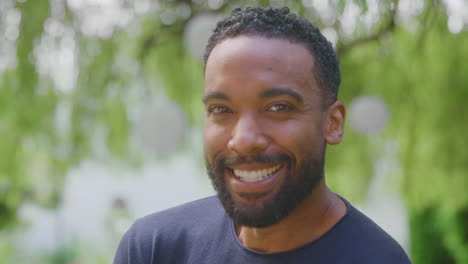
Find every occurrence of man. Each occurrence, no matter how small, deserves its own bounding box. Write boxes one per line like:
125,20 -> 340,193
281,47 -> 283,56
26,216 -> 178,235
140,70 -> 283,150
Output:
114,6 -> 412,264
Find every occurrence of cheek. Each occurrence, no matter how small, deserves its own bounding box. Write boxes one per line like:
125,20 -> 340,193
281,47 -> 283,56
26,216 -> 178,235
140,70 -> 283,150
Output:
268,120 -> 323,155
204,123 -> 230,162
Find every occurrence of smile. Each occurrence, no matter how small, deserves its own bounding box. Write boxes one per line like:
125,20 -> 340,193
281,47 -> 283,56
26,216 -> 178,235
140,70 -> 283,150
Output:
233,164 -> 282,182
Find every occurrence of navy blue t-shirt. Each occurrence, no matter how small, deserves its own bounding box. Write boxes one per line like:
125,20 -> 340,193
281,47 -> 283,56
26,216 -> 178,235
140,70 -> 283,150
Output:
114,196 -> 411,264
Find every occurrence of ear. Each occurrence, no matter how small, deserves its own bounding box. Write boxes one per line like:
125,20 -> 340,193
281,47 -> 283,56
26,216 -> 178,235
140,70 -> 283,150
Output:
323,100 -> 345,145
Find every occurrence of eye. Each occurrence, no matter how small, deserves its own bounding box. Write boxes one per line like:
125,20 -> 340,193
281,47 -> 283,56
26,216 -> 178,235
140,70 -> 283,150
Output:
267,103 -> 293,112
208,105 -> 231,114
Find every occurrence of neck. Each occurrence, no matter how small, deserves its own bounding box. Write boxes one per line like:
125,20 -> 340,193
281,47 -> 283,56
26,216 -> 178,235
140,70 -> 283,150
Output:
235,180 -> 346,253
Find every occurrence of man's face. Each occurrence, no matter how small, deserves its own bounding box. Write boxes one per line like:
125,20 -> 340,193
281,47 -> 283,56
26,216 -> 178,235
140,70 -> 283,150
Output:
203,35 -> 328,228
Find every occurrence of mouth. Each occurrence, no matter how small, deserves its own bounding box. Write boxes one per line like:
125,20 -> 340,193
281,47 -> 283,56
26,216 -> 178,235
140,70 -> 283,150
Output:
225,162 -> 286,201
232,164 -> 282,183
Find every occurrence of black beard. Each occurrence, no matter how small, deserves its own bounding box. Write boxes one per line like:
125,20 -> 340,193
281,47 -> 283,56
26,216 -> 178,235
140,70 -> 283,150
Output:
206,152 -> 324,228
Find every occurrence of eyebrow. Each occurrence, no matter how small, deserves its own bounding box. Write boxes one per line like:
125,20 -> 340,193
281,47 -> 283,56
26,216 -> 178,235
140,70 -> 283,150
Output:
202,91 -> 230,104
202,87 -> 304,104
259,87 -> 303,103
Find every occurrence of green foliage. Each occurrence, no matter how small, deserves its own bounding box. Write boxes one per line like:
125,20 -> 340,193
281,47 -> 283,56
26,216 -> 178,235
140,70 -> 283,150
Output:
42,244 -> 78,264
336,10 -> 468,262
38,240 -> 113,264
443,208 -> 468,263
143,37 -> 205,124
410,207 -> 456,264
0,238 -> 16,263
326,131 -> 374,202
411,206 -> 468,264
0,0 -> 52,229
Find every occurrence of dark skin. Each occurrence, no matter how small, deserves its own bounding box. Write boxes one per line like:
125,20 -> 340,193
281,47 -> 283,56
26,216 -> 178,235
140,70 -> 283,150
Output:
203,35 -> 347,253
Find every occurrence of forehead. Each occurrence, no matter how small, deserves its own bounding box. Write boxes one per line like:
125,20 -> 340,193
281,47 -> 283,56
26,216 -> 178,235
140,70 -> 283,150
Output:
204,35 -> 317,93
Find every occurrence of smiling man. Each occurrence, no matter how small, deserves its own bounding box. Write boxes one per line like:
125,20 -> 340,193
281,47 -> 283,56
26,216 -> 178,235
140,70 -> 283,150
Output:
114,7 -> 411,264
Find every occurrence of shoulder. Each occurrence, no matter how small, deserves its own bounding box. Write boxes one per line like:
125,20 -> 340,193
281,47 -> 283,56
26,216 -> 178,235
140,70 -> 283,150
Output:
337,200 -> 412,264
113,196 -> 227,264
131,195 -> 224,236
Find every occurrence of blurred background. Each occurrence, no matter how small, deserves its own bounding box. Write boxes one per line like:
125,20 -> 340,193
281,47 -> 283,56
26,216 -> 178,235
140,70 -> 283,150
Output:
0,0 -> 467,263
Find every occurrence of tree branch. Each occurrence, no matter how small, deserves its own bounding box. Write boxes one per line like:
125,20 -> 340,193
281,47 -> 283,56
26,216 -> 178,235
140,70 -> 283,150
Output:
336,1 -> 399,56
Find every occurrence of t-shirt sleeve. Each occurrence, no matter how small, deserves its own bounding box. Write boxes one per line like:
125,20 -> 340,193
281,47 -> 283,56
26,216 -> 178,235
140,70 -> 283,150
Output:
113,227 -> 131,264
113,220 -> 154,264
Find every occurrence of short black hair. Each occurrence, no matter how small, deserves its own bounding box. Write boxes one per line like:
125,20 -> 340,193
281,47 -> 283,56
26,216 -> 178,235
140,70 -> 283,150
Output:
203,6 -> 340,106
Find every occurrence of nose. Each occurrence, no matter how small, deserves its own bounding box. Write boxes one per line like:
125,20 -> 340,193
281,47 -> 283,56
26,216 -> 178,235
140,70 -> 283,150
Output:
228,114 -> 269,155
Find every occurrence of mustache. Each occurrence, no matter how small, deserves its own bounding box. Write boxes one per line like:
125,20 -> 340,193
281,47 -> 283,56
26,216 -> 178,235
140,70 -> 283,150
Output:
214,153 -> 293,169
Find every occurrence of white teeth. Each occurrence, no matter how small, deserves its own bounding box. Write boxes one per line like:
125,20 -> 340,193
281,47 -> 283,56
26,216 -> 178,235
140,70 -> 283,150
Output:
233,165 -> 281,182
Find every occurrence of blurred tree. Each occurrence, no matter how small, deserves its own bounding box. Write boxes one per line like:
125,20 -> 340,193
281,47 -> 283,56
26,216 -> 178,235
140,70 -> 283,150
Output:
0,0 -> 467,263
